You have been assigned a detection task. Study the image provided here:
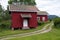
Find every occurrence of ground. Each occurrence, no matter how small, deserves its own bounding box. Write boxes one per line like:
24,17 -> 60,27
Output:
0,22 -> 53,40
0,21 -> 60,40
0,20 -> 47,37
0,24 -> 45,37
9,28 -> 60,40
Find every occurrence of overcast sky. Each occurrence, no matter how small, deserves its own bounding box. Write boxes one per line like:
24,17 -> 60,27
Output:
0,0 -> 60,17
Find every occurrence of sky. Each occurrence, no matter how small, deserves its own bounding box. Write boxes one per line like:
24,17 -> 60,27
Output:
0,0 -> 60,17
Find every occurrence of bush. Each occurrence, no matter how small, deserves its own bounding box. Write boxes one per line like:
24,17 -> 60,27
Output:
38,20 -> 44,26
54,18 -> 60,28
3,21 -> 11,29
0,17 -> 3,22
0,20 -> 11,31
0,23 -> 6,31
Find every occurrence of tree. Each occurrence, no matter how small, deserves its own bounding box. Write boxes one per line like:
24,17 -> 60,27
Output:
3,5 -> 11,20
54,18 -> 60,28
0,5 -> 3,12
8,0 -> 13,4
0,4 -> 4,21
8,0 -> 36,5
0,4 -> 10,20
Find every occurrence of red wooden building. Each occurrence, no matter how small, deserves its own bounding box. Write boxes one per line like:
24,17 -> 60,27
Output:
37,11 -> 48,22
9,3 -> 39,29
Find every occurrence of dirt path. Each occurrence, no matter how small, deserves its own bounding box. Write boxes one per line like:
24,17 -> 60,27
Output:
0,22 -> 53,40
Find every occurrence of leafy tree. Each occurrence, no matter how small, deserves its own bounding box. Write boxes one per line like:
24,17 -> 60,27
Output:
0,5 -> 3,12
0,4 -> 10,21
0,4 -> 4,21
3,6 -> 11,20
8,0 -> 36,5
8,0 -> 13,4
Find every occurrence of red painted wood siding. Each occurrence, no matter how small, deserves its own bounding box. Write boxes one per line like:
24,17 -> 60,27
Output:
11,12 -> 37,28
11,12 -> 23,28
37,15 -> 48,22
29,12 -> 37,28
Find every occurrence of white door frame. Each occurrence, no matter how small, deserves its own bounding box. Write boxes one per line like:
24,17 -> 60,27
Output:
23,19 -> 28,27
22,19 -> 30,29
42,17 -> 45,21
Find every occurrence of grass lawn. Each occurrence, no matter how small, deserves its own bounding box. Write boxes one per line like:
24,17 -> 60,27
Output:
0,21 -> 47,37
9,28 -> 60,40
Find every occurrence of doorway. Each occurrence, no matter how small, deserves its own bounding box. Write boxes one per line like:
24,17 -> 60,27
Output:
23,19 -> 28,27
42,17 -> 45,21
22,19 -> 29,29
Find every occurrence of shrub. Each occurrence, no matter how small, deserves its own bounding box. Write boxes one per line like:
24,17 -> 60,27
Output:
0,20 -> 11,31
54,18 -> 60,28
3,21 -> 11,29
0,17 -> 3,22
0,23 -> 6,31
38,20 -> 44,26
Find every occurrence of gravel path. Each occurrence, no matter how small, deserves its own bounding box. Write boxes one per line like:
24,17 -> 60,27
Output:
0,22 -> 53,40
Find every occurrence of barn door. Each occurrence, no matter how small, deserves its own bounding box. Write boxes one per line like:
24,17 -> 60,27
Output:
23,19 -> 28,27
42,17 -> 45,21
22,19 -> 29,29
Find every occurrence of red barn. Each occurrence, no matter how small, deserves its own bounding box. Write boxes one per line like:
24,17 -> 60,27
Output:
9,3 -> 39,30
37,11 -> 48,22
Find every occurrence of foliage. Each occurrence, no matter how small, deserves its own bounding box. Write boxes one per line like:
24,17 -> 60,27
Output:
0,4 -> 4,15
0,17 -> 3,22
54,18 -> 60,28
0,20 -> 11,32
0,3 -> 11,31
8,0 -> 13,4
0,4 -> 10,21
38,20 -> 45,25
0,4 -> 4,22
8,0 -> 36,5
0,5 -> 3,14
0,23 -> 6,32
3,10 -> 11,20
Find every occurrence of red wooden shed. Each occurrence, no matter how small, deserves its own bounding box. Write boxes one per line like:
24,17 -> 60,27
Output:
37,11 -> 48,22
9,3 -> 39,29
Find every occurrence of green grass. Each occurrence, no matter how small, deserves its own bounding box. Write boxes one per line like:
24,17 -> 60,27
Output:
9,28 -> 60,40
0,22 -> 46,37
0,20 -> 50,38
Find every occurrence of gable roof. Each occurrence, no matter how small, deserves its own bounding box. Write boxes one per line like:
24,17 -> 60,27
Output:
9,3 -> 39,12
37,11 -> 48,15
